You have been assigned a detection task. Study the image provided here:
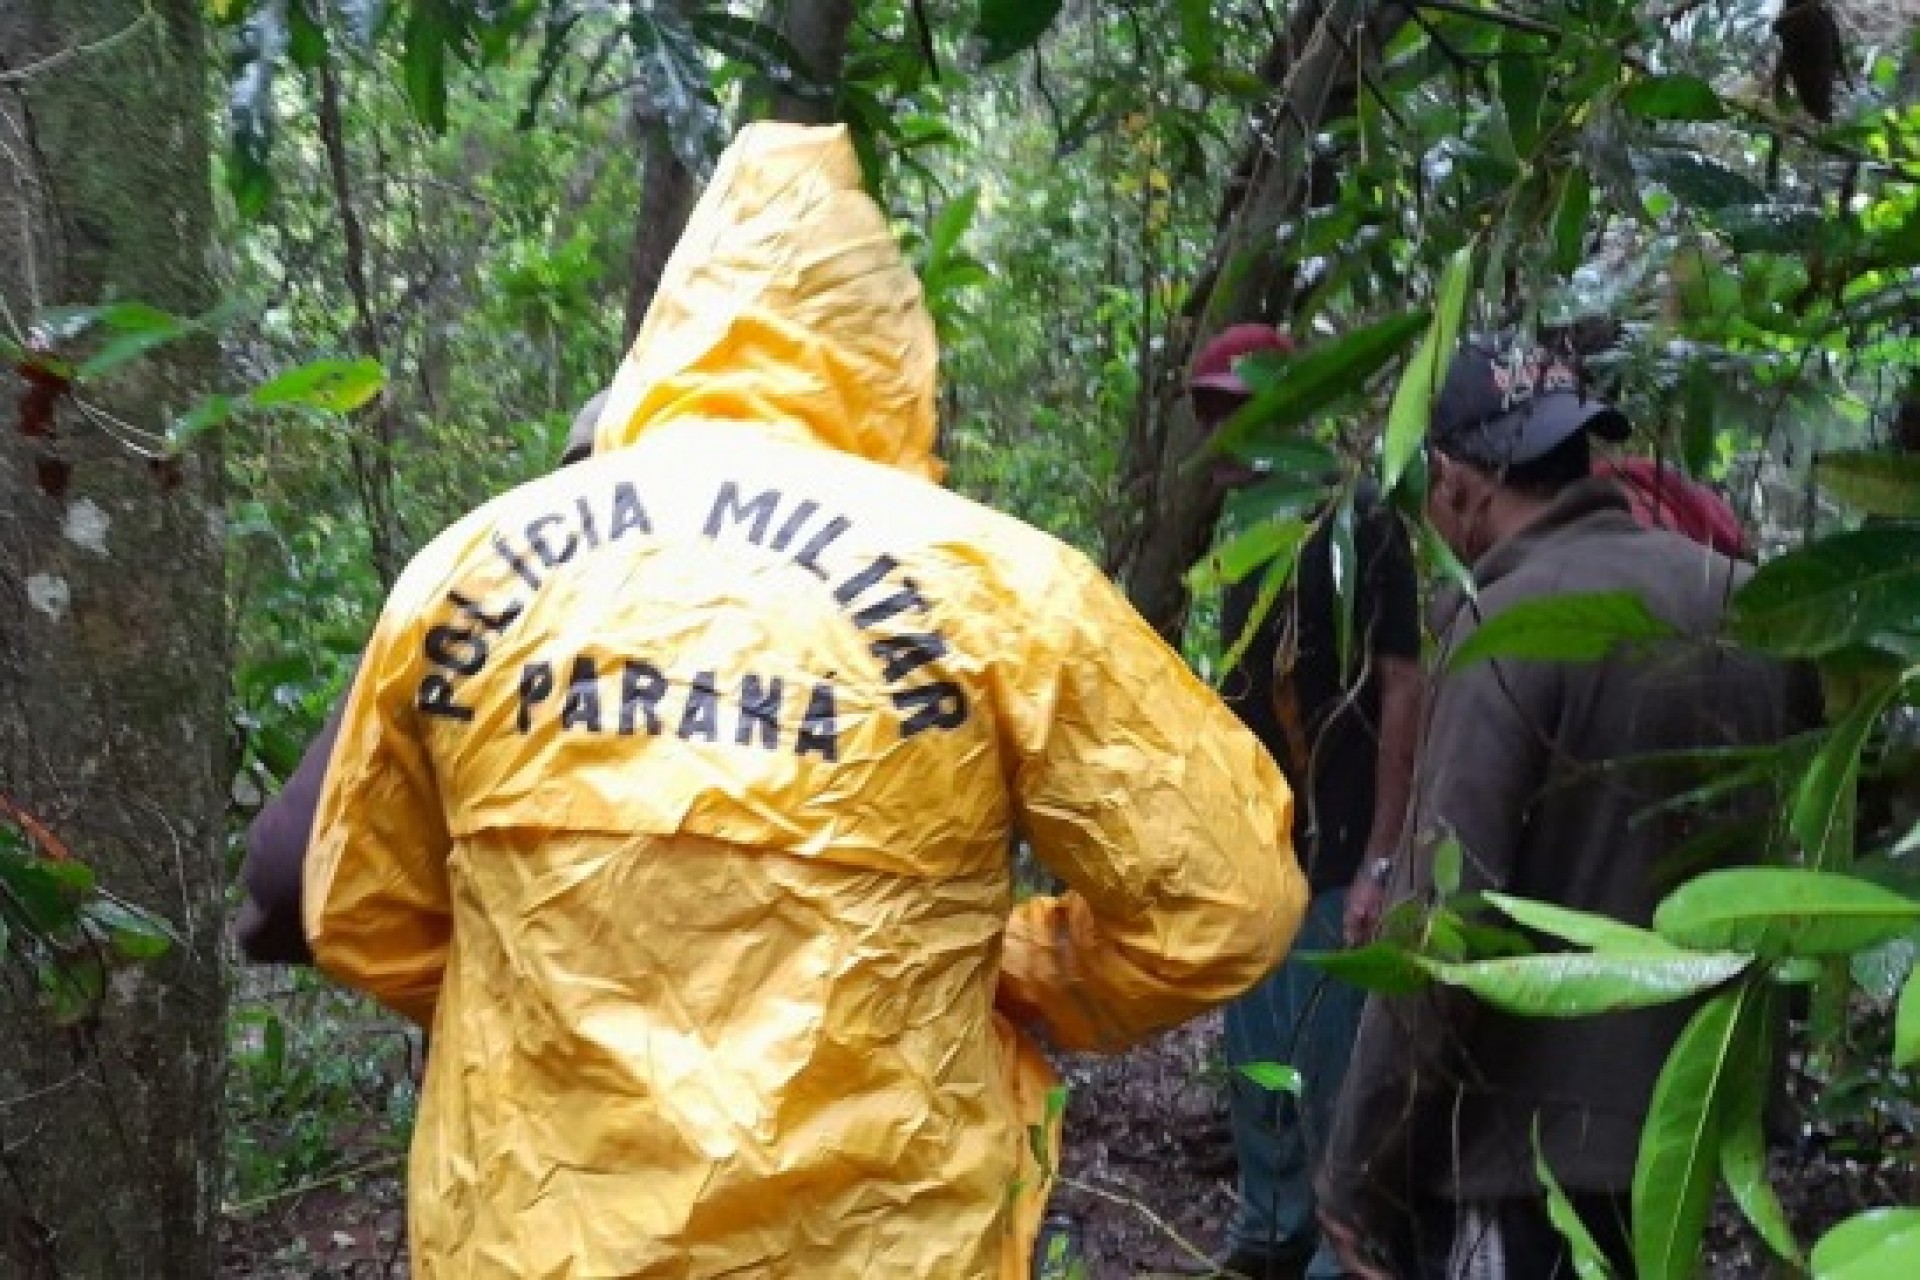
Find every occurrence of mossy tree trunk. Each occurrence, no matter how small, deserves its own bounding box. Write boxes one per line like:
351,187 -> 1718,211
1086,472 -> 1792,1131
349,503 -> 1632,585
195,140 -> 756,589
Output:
0,2 -> 226,1275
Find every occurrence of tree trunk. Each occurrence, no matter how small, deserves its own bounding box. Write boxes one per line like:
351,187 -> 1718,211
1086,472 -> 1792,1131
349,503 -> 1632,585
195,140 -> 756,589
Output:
1107,0 -> 1407,640
0,2 -> 226,1276
622,0 -> 860,339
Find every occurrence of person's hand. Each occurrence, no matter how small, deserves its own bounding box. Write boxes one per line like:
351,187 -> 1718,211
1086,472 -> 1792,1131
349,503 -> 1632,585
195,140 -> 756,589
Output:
1344,861 -> 1390,946
1317,1207 -> 1393,1280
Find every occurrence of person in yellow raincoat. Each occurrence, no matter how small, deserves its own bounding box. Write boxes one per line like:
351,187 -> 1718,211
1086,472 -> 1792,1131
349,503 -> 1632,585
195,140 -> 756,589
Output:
306,122 -> 1306,1279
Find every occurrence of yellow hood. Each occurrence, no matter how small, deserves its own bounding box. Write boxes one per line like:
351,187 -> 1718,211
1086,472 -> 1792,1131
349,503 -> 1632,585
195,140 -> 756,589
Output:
594,123 -> 942,481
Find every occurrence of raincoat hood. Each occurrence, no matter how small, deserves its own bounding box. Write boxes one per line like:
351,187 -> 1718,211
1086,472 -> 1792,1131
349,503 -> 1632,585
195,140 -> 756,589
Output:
595,123 -> 942,481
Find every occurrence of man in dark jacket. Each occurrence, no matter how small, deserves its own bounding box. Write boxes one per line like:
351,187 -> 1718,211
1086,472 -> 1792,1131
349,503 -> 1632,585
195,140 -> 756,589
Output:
1316,342 -> 1811,1278
234,393 -> 608,963
1192,326 -> 1424,1280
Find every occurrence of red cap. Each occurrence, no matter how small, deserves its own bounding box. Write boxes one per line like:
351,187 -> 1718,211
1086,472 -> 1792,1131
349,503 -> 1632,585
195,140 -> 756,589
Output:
1190,323 -> 1294,396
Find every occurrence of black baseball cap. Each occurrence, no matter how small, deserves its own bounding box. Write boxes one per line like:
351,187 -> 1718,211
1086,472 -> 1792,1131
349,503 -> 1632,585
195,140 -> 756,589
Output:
1430,342 -> 1629,467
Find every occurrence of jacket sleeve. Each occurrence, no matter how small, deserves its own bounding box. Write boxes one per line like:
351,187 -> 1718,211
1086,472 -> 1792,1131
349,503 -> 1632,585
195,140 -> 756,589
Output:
235,697 -> 348,965
303,605 -> 452,1028
1320,595 -> 1557,1226
994,550 -> 1307,1053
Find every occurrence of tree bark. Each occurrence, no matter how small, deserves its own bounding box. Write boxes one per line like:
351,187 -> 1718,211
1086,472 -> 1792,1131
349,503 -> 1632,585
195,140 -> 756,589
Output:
0,2 -> 226,1276
1107,0 -> 1407,641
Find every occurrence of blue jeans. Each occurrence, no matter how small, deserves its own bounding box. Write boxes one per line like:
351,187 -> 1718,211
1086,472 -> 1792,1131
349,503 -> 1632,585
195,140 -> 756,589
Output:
1223,888 -> 1364,1276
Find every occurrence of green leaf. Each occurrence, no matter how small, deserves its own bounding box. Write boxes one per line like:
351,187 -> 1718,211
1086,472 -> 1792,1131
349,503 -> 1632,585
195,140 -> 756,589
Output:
1636,148 -> 1768,212
1220,475 -> 1322,530
1536,1123 -> 1616,1279
1715,986 -> 1801,1268
1811,1209 -> 1920,1279
1226,435 -> 1342,481
74,304 -> 195,380
170,395 -> 236,450
1654,868 -> 1920,958
1238,1061 -> 1302,1094
1211,312 -> 1429,458
247,357 -> 385,413
925,187 -> 981,276
1680,360 -> 1717,478
1497,51 -> 1547,158
403,0 -> 449,133
1621,74 -> 1728,122
1792,675 -> 1903,869
1424,949 -> 1748,1017
1176,0 -> 1216,75
1187,516 -> 1309,595
1551,168 -> 1592,275
1632,983 -> 1758,1280
1302,943 -> 1432,995
1445,590 -> 1676,672
1894,966 -> 1920,1069
686,8 -> 827,100
1710,204 -> 1825,254
1432,836 -> 1463,897
1487,893 -> 1684,954
82,898 -> 174,961
1731,525 -> 1920,658
974,0 -> 1066,65
1818,451 -> 1920,518
1383,244 -> 1474,494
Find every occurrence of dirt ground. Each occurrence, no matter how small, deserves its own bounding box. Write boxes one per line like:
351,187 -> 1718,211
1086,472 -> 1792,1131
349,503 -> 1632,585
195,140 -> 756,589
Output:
219,1013 -> 1904,1279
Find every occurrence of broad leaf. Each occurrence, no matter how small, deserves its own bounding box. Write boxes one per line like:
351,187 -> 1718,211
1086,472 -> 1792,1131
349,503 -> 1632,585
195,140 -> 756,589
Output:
403,0 -> 450,133
1423,949 -> 1748,1017
1486,893 -> 1682,954
1621,74 -> 1727,122
1654,868 -> 1920,958
1632,983 -> 1758,1280
1175,0 -> 1217,75
1211,312 -> 1428,458
1792,675 -> 1904,868
1214,536 -> 1309,677
1536,1124 -> 1616,1279
974,0 -> 1066,66
1895,966 -> 1920,1069
1187,516 -> 1309,594
248,357 -> 385,413
1715,987 -> 1801,1267
1731,525 -> 1920,658
1302,943 -> 1432,995
1446,590 -> 1675,672
1818,451 -> 1920,518
1810,1209 -> 1920,1279
1551,168 -> 1591,275
1383,244 -> 1474,494
925,187 -> 981,277
1497,51 -> 1546,158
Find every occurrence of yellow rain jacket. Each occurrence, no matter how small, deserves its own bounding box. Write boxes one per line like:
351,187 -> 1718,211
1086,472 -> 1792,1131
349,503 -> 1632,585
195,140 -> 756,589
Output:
307,122 -> 1304,1279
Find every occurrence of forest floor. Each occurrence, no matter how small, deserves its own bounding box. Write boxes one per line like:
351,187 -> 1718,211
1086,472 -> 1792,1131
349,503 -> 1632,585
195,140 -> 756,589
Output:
218,1012 -> 1904,1279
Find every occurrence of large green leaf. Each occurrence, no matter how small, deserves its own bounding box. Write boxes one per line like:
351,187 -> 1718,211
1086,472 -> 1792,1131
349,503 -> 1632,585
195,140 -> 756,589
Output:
1654,868 -> 1920,958
1632,983 -> 1758,1280
1211,312 -> 1429,458
1497,51 -> 1546,158
1551,168 -> 1592,275
1715,987 -> 1802,1267
1792,675 -> 1904,868
1445,590 -> 1676,672
629,7 -> 723,177
1302,943 -> 1433,995
1486,893 -> 1683,954
1187,516 -> 1309,595
1730,525 -> 1920,658
1383,244 -> 1474,494
403,0 -> 450,133
1811,1209 -> 1920,1279
1423,949 -> 1748,1017
1894,966 -> 1920,1069
1621,74 -> 1727,122
974,0 -> 1066,66
248,356 -> 386,413
1818,451 -> 1920,518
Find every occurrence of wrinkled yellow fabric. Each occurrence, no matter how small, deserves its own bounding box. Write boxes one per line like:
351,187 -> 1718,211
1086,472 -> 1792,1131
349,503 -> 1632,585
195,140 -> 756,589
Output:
307,122 -> 1305,1280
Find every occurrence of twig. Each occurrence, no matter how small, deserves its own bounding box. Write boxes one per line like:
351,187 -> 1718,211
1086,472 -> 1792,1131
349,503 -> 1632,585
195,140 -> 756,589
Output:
0,4 -> 157,84
222,1153 -> 406,1216
1056,1173 -> 1219,1274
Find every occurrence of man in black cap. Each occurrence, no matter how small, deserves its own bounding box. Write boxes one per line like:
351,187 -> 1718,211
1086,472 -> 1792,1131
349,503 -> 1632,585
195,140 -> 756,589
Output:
1315,341 -> 1811,1278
